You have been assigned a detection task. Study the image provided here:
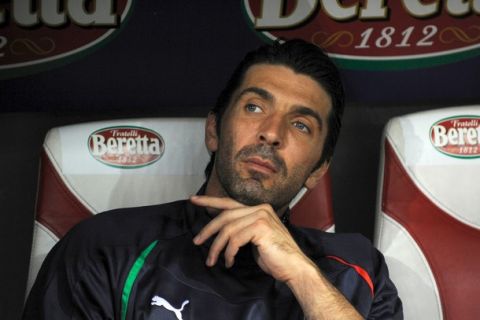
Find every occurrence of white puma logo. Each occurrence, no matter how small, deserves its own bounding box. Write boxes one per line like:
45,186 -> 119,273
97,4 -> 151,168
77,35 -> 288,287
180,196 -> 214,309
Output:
151,295 -> 189,320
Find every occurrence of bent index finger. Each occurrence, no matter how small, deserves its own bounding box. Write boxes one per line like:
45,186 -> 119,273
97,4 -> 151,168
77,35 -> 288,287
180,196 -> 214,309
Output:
190,195 -> 245,211
193,205 -> 256,246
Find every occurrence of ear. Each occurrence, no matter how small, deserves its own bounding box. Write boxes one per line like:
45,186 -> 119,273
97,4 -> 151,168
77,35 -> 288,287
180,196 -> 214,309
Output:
205,112 -> 219,153
305,161 -> 330,190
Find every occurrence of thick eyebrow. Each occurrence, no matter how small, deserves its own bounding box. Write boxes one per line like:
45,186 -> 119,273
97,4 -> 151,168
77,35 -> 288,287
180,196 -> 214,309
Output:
233,86 -> 273,104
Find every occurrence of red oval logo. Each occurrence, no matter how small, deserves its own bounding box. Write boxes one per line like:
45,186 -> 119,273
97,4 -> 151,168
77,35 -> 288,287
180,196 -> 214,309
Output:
243,0 -> 480,69
88,126 -> 165,168
0,0 -> 132,79
430,116 -> 480,158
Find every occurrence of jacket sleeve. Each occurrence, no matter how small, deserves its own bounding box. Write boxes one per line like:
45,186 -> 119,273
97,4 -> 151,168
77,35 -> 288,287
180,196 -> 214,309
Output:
23,223 -> 118,320
367,249 -> 403,320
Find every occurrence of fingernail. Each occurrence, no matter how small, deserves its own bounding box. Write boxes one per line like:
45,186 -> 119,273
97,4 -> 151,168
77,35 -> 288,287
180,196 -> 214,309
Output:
192,236 -> 199,244
208,256 -> 217,267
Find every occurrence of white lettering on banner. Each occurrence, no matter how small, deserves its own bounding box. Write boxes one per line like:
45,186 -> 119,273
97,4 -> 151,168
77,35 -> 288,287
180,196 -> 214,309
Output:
254,0 -> 317,28
106,137 -> 116,154
67,0 -> 117,26
354,25 -> 437,49
41,0 -> 67,26
11,0 -> 117,27
12,0 -> 37,26
432,126 -> 480,147
90,134 -> 161,156
322,0 -> 358,21
91,134 -> 107,155
452,119 -> 480,127
446,0 -> 470,16
252,0 -> 479,27
402,0 -> 439,18
466,128 -> 477,145
126,138 -> 136,153
359,0 -> 388,19
111,129 -> 138,137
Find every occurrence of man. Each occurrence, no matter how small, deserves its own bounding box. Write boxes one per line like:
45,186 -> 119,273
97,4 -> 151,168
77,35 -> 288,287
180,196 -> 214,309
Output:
24,39 -> 402,319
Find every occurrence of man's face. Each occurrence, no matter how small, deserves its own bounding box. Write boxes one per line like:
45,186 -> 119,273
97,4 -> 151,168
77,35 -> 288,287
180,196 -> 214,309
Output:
208,64 -> 332,211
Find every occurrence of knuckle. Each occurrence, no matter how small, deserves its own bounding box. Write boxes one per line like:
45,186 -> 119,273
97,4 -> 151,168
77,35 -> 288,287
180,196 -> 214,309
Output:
221,224 -> 234,235
259,210 -> 269,219
253,217 -> 269,229
228,236 -> 240,248
225,244 -> 239,258
259,203 -> 273,212
210,241 -> 222,253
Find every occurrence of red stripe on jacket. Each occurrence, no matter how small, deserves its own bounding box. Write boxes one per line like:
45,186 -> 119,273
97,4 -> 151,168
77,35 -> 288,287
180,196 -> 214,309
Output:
326,255 -> 374,297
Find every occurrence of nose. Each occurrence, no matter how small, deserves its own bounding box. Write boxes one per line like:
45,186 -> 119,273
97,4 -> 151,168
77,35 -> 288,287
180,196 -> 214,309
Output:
256,114 -> 285,148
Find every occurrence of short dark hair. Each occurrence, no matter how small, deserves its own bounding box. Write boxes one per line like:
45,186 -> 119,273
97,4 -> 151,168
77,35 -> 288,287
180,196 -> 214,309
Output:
205,39 -> 344,177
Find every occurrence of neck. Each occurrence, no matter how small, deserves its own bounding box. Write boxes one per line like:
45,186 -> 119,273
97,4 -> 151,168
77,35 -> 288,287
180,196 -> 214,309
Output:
205,168 -> 228,198
203,169 -> 229,215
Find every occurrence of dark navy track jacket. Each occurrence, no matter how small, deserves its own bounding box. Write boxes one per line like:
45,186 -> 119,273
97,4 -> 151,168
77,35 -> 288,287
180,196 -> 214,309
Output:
24,200 -> 402,319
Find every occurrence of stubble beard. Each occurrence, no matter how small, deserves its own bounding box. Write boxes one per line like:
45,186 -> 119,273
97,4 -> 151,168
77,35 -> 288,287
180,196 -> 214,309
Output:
215,139 -> 309,211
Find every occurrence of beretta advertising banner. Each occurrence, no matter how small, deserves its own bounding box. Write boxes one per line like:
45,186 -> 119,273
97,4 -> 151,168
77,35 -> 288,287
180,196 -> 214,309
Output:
0,1 -> 479,108
243,0 -> 480,69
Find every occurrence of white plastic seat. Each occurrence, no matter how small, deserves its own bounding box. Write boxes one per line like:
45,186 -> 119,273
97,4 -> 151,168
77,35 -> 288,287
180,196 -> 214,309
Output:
374,106 -> 480,320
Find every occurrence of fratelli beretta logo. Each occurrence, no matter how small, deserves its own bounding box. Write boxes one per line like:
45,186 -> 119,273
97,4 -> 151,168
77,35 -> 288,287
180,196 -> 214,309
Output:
242,0 -> 480,69
0,0 -> 133,79
88,126 -> 165,168
430,116 -> 480,159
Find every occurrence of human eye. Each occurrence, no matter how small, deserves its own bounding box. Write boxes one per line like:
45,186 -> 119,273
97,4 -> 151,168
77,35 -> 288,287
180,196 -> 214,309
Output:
245,103 -> 262,113
292,121 -> 311,134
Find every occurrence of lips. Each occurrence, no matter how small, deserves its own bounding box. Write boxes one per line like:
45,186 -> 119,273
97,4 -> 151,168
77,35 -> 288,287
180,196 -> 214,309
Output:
244,157 -> 278,174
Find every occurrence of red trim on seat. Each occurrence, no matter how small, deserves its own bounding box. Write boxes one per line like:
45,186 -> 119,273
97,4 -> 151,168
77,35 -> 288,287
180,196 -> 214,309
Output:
290,171 -> 334,231
35,150 -> 93,238
326,255 -> 374,297
382,139 -> 480,319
